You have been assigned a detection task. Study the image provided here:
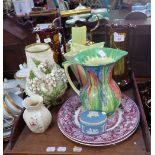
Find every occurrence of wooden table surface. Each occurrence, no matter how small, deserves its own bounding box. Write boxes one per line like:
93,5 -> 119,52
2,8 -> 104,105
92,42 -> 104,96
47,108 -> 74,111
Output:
4,73 -> 150,155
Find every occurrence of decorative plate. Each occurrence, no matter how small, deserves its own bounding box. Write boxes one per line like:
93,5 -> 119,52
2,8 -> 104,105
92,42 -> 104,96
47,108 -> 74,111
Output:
60,122 -> 139,146
3,129 -> 11,138
57,95 -> 140,145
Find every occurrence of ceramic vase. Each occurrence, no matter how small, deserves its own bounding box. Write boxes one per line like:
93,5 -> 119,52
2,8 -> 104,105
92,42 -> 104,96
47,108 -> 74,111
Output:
25,43 -> 68,107
25,43 -> 55,77
63,47 -> 127,116
23,95 -> 52,133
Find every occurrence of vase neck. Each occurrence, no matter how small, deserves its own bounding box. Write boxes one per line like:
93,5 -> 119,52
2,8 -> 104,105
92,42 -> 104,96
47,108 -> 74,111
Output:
25,100 -> 44,111
83,64 -> 114,84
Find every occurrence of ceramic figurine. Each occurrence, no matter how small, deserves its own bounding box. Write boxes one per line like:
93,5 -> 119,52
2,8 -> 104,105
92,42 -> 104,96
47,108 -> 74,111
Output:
63,47 -> 127,116
23,95 -> 52,133
79,111 -> 107,135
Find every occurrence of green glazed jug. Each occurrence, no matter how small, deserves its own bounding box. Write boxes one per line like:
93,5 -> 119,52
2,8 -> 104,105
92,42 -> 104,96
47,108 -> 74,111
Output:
63,48 -> 127,115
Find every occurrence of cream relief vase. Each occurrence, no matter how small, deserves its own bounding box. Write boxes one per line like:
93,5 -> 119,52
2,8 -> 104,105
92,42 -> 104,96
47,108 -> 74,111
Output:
25,43 -> 55,78
25,43 -> 68,107
23,95 -> 52,133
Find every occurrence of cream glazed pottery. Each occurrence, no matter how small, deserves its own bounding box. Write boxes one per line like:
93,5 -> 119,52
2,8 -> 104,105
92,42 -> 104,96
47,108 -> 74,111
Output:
23,95 -> 52,133
25,43 -> 55,78
15,63 -> 29,89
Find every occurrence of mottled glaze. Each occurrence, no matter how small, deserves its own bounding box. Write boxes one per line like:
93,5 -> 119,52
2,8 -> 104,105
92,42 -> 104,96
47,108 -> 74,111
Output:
64,42 -> 105,87
63,48 -> 127,115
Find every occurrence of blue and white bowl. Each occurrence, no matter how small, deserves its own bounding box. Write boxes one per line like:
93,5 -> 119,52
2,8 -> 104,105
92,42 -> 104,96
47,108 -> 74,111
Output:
132,3 -> 151,17
4,92 -> 23,115
79,111 -> 107,136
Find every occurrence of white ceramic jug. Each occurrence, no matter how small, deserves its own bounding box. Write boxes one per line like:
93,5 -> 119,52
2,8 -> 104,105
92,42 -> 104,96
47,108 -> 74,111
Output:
23,95 -> 52,133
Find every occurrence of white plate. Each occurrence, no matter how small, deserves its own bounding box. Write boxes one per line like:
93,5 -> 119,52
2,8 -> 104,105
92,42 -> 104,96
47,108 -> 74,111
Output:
3,129 -> 11,138
66,18 -> 86,25
3,118 -> 14,128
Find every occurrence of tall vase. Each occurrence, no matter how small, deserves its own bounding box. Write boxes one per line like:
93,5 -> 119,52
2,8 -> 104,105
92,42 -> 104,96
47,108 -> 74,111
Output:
25,43 -> 68,107
25,43 -> 55,77
63,47 -> 127,116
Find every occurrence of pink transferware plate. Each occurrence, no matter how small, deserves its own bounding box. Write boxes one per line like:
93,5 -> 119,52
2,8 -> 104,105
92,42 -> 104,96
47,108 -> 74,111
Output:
57,95 -> 140,146
58,106 -> 139,146
59,122 -> 139,146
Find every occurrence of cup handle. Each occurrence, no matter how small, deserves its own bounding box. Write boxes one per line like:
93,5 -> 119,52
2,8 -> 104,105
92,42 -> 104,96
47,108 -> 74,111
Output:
64,63 -> 80,96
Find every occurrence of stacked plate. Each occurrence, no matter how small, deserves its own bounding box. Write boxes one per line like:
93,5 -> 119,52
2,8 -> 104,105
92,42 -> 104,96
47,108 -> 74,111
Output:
3,117 -> 14,142
3,92 -> 24,141
57,95 -> 140,146
3,79 -> 20,95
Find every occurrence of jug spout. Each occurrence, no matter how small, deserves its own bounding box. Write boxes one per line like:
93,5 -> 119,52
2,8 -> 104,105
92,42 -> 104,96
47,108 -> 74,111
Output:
63,48 -> 127,67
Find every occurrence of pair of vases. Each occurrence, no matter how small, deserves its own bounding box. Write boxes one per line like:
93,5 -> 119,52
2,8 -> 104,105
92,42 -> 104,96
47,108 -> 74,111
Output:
23,43 -> 65,133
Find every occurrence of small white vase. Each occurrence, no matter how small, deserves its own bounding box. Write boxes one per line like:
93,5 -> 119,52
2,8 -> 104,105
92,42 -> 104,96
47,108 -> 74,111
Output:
23,95 -> 52,133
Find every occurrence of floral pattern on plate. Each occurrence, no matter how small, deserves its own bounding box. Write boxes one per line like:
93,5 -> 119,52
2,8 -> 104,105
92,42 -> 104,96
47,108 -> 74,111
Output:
57,95 -> 140,145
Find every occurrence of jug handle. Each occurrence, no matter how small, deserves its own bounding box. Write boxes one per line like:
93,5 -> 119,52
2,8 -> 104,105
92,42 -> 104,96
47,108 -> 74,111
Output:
64,63 -> 80,96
